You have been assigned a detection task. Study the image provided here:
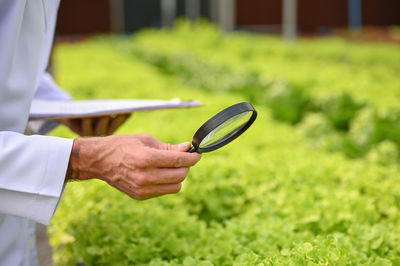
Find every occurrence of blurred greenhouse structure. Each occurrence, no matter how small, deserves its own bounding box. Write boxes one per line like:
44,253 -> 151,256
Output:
56,0 -> 400,38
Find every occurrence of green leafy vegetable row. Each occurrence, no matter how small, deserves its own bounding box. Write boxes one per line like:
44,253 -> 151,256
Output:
47,23 -> 400,265
129,22 -> 400,164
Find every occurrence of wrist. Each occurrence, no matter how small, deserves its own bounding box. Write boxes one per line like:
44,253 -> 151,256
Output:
65,137 -> 104,181
66,138 -> 82,181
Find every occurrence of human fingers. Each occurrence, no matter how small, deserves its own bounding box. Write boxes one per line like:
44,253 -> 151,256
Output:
107,114 -> 131,135
134,134 -> 192,152
94,116 -> 110,136
82,118 -> 94,136
135,183 -> 183,200
115,180 -> 182,200
58,118 -> 82,135
138,167 -> 189,185
147,148 -> 201,168
167,142 -> 192,152
133,133 -> 167,149
146,140 -> 193,152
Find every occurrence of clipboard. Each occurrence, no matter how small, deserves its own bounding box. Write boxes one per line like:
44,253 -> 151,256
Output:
29,98 -> 202,121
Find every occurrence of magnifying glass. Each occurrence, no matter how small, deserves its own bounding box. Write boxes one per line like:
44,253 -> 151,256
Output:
188,102 -> 257,153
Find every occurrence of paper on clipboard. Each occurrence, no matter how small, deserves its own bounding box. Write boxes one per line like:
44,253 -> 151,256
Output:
29,98 -> 202,120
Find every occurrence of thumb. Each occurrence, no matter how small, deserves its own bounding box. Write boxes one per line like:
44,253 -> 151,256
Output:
170,142 -> 192,152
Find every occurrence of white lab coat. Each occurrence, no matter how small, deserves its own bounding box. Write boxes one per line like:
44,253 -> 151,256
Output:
0,1 -> 73,265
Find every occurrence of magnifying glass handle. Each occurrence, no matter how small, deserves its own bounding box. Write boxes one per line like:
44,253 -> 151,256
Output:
187,146 -> 197,153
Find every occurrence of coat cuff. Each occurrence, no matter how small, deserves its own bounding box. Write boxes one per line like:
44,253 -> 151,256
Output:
30,137 -> 73,225
0,135 -> 73,225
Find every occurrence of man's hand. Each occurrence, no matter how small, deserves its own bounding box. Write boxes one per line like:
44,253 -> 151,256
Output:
66,133 -> 201,200
58,113 -> 131,136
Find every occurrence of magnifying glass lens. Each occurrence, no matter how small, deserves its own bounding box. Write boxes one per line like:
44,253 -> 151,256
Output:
199,111 -> 253,149
188,102 -> 257,153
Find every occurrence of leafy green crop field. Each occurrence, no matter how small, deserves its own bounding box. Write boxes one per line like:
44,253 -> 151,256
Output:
49,22 -> 400,265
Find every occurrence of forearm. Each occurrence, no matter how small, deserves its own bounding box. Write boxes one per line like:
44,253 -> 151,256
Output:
65,137 -> 106,182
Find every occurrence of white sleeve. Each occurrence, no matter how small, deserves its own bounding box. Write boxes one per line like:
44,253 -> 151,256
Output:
0,0 -> 72,225
0,132 -> 73,225
27,73 -> 72,135
33,72 -> 71,101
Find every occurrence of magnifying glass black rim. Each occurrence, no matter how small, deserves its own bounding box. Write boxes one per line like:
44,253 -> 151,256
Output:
190,102 -> 257,153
